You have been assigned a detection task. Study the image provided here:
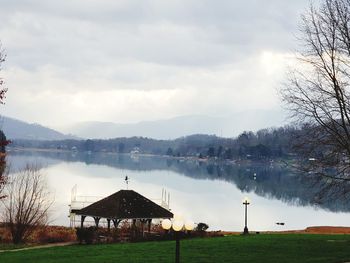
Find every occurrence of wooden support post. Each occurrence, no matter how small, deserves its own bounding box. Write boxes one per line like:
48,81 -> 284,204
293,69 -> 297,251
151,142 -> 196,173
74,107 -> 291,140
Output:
139,219 -> 150,237
107,219 -> 111,231
132,219 -> 137,238
140,219 -> 146,237
93,217 -> 100,228
81,215 -> 86,228
112,219 -> 122,228
148,219 -> 152,233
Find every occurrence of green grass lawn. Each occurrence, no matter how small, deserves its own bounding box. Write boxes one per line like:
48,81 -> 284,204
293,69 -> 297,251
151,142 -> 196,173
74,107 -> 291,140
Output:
1,234 -> 350,263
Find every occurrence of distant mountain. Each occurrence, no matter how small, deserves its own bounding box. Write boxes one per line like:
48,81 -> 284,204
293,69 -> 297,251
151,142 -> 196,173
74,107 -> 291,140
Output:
0,116 -> 78,141
61,110 -> 288,140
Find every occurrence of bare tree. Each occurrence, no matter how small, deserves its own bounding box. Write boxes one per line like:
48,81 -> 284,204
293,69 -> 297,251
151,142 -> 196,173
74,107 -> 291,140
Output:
0,44 -> 7,199
281,0 -> 350,193
0,160 -> 7,200
1,165 -> 53,244
0,43 -> 7,104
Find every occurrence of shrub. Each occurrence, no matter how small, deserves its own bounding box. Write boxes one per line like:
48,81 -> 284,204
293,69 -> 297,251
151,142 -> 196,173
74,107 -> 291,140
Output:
0,225 -> 12,243
195,222 -> 209,232
35,226 -> 76,244
0,225 -> 76,244
76,227 -> 97,244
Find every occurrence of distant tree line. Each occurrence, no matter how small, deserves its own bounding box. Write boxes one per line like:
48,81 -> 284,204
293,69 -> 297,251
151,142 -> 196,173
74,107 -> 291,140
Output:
11,126 -> 301,161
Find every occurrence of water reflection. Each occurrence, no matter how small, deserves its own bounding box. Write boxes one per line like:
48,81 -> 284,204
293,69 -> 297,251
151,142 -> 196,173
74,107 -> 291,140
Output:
6,150 -> 350,231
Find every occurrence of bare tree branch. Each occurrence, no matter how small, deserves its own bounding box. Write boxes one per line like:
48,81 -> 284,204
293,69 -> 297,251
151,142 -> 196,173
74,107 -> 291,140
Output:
281,0 -> 350,199
1,165 -> 53,244
0,43 -> 7,104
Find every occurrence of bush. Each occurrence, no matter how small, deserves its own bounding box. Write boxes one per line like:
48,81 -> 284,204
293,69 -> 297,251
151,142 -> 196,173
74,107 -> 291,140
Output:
195,223 -> 209,232
0,225 -> 12,243
76,227 -> 97,244
35,226 -> 76,244
0,225 -> 76,244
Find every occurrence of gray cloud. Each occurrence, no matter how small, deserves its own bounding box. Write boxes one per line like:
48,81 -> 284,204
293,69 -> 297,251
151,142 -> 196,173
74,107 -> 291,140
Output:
1,0 -> 308,68
0,0 -> 314,127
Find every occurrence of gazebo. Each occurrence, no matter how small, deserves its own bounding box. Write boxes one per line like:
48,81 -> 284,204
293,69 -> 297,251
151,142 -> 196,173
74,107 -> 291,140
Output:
74,190 -> 173,232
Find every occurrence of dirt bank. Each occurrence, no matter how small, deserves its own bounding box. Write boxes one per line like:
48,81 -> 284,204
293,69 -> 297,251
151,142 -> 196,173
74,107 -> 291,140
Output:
222,226 -> 350,235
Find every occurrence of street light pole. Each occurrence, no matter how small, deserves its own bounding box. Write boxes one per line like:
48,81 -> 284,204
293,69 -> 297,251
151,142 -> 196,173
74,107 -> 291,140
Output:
175,231 -> 180,263
243,197 -> 250,235
162,216 -> 195,263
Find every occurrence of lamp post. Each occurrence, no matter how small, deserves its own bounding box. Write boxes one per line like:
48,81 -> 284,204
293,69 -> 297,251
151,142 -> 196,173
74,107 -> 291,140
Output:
243,197 -> 250,235
162,216 -> 194,263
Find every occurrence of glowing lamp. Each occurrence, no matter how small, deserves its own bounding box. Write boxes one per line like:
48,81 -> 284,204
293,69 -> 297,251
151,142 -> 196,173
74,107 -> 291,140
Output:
172,220 -> 184,231
161,219 -> 172,230
184,220 -> 195,231
243,197 -> 250,204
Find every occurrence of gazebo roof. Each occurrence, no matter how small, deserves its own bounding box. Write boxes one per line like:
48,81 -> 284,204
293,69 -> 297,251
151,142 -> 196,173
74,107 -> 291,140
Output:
75,190 -> 173,220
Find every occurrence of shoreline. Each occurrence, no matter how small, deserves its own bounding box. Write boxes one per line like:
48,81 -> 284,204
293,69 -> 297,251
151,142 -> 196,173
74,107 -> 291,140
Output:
7,147 -> 287,165
222,226 -> 350,235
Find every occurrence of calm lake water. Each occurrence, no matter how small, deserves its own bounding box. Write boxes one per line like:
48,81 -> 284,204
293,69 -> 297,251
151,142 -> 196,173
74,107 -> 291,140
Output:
6,150 -> 350,231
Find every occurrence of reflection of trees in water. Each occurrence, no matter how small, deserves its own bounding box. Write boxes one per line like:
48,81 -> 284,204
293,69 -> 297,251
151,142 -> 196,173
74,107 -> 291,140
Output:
172,161 -> 350,212
9,150 -> 350,212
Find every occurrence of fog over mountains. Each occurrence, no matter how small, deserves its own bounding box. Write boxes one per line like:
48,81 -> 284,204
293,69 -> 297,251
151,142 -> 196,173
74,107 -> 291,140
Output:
61,110 -> 287,140
1,109 -> 287,141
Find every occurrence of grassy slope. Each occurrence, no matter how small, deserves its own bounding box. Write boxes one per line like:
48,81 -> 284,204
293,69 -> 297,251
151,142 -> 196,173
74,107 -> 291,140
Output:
1,234 -> 350,263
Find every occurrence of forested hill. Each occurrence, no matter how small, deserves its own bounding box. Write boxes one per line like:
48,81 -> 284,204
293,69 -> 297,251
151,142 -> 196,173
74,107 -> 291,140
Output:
11,126 -> 298,160
1,116 -> 78,141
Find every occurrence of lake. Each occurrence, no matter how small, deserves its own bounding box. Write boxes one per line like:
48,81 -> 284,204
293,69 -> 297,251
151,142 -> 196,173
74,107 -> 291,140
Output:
6,149 -> 350,231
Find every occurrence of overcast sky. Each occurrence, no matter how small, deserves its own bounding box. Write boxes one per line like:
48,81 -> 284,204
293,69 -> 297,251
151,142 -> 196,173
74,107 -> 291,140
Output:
0,0 -> 313,128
